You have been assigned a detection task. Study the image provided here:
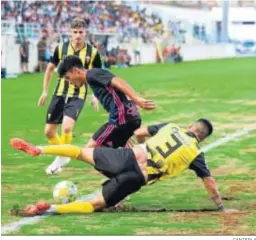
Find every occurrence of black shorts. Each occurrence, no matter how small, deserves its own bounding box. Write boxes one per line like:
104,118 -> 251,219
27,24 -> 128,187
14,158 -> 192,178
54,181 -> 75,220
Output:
92,119 -> 141,148
21,56 -> 28,63
46,95 -> 84,124
94,147 -> 145,207
94,147 -> 141,178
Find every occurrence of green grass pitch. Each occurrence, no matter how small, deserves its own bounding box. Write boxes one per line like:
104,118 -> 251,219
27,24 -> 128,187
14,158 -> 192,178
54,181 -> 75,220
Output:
2,57 -> 256,235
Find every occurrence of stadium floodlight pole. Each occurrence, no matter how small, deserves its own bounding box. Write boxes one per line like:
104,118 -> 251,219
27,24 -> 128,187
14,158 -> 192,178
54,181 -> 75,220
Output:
221,0 -> 229,43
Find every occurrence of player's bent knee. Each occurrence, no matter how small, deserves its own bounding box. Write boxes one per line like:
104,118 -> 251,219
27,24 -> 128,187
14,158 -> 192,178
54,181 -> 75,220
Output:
78,148 -> 95,165
44,126 -> 57,139
102,171 -> 145,207
62,116 -> 75,134
62,125 -> 73,134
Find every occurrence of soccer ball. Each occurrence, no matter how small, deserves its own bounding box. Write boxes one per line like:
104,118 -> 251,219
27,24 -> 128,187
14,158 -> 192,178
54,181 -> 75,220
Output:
53,181 -> 78,204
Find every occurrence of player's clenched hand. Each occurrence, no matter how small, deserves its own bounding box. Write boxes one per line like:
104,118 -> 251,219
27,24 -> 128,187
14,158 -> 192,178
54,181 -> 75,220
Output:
91,95 -> 99,112
38,91 -> 48,106
135,97 -> 156,110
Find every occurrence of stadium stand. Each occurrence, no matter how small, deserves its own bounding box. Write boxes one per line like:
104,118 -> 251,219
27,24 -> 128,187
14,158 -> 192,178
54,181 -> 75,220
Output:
1,1 -> 164,43
3,1 -> 254,75
1,1 -> 167,72
147,0 -> 256,9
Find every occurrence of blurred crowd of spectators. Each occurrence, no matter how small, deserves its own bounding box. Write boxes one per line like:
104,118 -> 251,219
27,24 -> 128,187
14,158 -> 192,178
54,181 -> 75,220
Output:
89,35 -> 136,69
148,0 -> 256,9
1,1 -> 164,43
2,1 -> 166,71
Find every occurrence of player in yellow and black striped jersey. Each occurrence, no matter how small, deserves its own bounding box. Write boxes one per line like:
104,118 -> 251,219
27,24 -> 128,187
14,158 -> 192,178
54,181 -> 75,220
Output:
11,118 -> 235,215
37,17 -> 102,174
134,121 -> 212,184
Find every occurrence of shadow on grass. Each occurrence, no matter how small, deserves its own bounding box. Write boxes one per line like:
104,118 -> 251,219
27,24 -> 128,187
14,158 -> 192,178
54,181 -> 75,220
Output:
99,206 -> 218,213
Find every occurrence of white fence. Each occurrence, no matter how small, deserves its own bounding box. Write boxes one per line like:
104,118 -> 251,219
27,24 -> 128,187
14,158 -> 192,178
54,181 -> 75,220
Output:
1,35 -> 239,76
181,44 -> 236,61
1,35 -> 39,74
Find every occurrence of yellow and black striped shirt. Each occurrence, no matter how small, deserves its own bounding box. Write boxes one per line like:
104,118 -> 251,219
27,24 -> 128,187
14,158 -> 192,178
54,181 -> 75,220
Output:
145,122 -> 211,184
50,41 -> 102,99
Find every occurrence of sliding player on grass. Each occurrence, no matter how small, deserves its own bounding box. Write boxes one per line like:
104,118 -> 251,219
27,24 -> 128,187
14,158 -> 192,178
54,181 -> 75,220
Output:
11,118 -> 230,215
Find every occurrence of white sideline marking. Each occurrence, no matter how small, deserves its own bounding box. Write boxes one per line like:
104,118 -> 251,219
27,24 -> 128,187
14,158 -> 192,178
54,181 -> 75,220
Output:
1,127 -> 254,234
202,128 -> 254,152
1,216 -> 47,234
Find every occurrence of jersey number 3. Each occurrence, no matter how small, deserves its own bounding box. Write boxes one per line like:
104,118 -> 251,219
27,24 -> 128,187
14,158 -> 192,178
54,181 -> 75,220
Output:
155,134 -> 182,158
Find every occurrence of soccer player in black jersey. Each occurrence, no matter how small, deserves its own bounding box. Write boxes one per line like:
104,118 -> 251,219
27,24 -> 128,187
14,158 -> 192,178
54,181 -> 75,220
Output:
57,55 -> 155,151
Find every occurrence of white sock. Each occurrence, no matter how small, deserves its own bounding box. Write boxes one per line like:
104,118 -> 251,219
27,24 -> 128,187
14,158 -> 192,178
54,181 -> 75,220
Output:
36,146 -> 44,153
45,205 -> 56,213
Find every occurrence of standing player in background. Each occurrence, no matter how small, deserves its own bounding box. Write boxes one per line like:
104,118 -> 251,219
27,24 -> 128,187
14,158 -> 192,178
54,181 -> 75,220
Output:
37,17 -> 102,175
20,38 -> 29,73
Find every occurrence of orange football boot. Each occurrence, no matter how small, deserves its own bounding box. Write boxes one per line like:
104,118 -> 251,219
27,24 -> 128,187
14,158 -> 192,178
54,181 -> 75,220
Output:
10,138 -> 41,156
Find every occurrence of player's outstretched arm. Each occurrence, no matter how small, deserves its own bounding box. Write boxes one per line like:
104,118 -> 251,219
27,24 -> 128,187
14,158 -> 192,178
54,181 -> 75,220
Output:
202,177 -> 224,211
134,127 -> 151,143
132,122 -> 170,144
111,77 -> 156,110
38,62 -> 56,106
126,126 -> 150,147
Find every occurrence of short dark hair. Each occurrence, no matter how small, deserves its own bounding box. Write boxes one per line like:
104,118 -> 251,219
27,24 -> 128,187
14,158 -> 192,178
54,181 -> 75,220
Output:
197,118 -> 213,137
58,55 -> 84,78
71,17 -> 86,29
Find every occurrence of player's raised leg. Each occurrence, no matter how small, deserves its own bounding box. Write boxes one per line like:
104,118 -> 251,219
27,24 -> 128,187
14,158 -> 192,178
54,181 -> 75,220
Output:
10,138 -> 95,164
